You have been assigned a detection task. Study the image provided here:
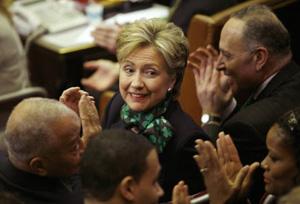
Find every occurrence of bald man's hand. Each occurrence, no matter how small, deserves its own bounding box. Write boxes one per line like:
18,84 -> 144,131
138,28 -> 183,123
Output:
59,87 -> 94,114
79,94 -> 101,147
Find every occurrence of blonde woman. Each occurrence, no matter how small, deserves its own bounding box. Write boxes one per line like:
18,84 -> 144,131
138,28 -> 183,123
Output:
61,19 -> 209,202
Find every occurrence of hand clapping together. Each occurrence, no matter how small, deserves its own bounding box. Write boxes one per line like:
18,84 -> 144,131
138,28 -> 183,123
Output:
194,132 -> 259,204
188,45 -> 233,117
60,87 -> 101,146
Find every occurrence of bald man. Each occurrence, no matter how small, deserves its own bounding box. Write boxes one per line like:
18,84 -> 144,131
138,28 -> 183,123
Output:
0,96 -> 100,204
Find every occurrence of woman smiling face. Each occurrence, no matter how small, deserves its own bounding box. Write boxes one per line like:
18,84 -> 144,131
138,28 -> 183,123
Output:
261,124 -> 298,196
119,46 -> 176,112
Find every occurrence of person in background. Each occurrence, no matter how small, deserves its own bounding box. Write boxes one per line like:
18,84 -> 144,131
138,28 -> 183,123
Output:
194,107 -> 300,204
0,94 -> 100,204
61,18 -> 209,202
80,9 -> 121,92
0,0 -> 30,96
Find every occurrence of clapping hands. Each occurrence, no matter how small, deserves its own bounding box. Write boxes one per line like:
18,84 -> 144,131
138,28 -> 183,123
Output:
194,133 -> 259,204
60,87 -> 101,146
188,45 -> 233,116
172,181 -> 190,204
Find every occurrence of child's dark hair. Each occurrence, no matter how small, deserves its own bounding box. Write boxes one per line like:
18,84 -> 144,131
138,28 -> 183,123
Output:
276,107 -> 300,183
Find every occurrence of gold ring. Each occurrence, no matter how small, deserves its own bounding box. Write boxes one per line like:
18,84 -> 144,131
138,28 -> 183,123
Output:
200,168 -> 208,173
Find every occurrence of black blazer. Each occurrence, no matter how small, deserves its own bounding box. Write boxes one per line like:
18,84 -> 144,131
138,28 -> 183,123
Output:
223,61 -> 300,164
102,93 -> 209,202
204,60 -> 300,203
0,152 -> 83,204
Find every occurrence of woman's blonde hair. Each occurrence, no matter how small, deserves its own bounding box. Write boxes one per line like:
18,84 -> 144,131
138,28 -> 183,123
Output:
116,18 -> 189,97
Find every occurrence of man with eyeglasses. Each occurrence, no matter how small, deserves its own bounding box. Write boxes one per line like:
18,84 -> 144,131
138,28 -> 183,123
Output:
188,5 -> 300,203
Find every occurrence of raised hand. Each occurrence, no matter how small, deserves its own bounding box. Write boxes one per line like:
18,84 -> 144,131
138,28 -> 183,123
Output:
194,139 -> 233,204
188,45 -> 233,117
91,23 -> 122,53
79,94 -> 102,147
194,138 -> 259,204
217,132 -> 243,181
60,87 -> 94,114
172,181 -> 190,204
217,133 -> 259,200
60,87 -> 82,114
81,59 -> 119,92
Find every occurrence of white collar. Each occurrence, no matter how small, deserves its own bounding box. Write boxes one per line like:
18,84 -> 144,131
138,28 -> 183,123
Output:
221,72 -> 277,120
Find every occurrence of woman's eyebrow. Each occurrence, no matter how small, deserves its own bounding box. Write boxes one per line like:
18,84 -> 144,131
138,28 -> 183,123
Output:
122,60 -> 134,65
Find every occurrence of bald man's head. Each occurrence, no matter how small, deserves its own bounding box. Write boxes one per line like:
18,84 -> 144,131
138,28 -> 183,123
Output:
4,97 -> 80,163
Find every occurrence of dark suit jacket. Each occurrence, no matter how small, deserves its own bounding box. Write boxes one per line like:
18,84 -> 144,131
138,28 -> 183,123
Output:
221,61 -> 300,164
0,151 -> 83,204
204,60 -> 300,203
102,93 -> 209,202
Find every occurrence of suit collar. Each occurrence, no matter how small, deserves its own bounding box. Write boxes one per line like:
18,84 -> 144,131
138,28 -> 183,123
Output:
256,60 -> 299,100
0,151 -> 76,191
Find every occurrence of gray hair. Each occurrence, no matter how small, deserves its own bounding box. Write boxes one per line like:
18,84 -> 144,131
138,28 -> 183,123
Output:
116,18 -> 189,97
232,5 -> 290,56
4,97 -> 79,161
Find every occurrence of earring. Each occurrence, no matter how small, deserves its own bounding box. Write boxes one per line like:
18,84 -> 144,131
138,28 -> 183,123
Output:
167,87 -> 172,92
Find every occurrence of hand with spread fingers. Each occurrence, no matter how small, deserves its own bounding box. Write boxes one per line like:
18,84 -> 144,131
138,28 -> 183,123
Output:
188,45 -> 233,116
79,94 -> 102,147
216,133 -> 259,201
81,59 -> 119,92
217,132 -> 243,181
194,139 -> 233,204
172,181 -> 190,204
59,87 -> 94,114
194,136 -> 259,204
91,23 -> 122,53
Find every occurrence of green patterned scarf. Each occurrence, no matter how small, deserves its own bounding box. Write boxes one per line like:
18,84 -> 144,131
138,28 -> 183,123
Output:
120,99 -> 173,153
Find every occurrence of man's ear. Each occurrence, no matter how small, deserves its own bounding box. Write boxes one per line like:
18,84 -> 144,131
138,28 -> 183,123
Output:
254,47 -> 268,71
119,176 -> 137,202
28,157 -> 48,176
